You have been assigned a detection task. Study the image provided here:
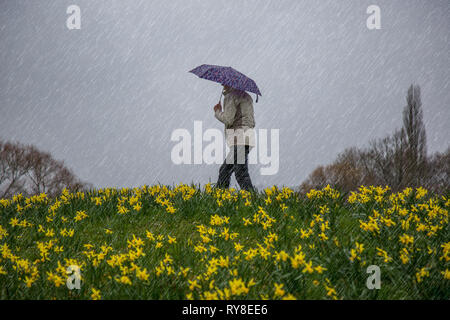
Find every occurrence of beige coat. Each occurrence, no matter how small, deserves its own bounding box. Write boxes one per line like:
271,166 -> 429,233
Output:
214,87 -> 256,147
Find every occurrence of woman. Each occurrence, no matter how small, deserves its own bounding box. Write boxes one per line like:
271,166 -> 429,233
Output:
213,84 -> 256,191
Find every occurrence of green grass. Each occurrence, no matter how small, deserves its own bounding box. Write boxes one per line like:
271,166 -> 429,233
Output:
0,184 -> 448,300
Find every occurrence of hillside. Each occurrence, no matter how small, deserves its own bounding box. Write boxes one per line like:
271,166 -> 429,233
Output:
0,184 -> 449,299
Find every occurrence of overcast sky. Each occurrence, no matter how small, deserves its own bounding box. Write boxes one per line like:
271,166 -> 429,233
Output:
0,0 -> 449,190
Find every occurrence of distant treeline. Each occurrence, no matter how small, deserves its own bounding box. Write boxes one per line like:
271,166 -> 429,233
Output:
0,139 -> 91,198
301,84 -> 449,194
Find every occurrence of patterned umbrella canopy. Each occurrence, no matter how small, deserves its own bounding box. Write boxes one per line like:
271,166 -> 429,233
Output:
189,64 -> 261,102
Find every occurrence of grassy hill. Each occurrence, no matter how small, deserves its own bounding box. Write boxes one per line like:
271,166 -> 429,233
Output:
0,184 -> 448,299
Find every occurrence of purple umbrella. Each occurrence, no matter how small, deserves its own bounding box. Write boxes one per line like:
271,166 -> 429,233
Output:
189,64 -> 261,103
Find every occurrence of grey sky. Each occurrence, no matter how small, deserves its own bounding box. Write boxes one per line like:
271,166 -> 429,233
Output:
1,0 -> 449,189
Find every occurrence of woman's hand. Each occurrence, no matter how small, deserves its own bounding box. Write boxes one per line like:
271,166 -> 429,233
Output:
214,102 -> 222,113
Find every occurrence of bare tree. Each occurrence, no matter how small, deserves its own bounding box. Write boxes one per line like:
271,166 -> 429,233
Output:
425,147 -> 449,192
403,85 -> 427,186
300,165 -> 327,193
300,147 -> 374,193
391,128 -> 407,188
0,140 -> 31,198
299,84 -> 448,194
0,139 -> 90,198
360,128 -> 407,190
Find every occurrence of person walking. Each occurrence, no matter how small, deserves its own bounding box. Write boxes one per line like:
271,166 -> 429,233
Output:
213,84 -> 256,191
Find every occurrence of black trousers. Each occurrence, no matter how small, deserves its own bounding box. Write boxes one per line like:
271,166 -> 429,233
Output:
216,145 -> 255,191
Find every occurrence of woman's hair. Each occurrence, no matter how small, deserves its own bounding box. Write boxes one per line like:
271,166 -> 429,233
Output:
224,86 -> 252,102
231,88 -> 248,98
